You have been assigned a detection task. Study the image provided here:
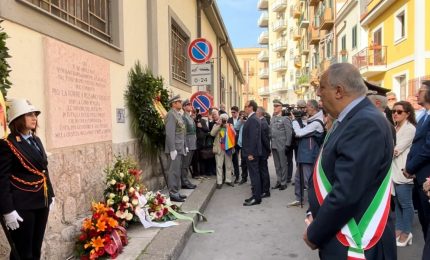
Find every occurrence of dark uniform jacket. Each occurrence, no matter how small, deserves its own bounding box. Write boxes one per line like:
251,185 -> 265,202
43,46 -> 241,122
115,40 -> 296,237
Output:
0,134 -> 55,215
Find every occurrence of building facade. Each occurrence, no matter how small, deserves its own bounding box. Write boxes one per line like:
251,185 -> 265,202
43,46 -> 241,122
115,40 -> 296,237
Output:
0,0 -> 243,258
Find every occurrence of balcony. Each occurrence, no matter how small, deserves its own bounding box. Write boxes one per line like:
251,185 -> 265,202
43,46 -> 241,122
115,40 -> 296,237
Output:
299,13 -> 309,29
319,7 -> 334,31
272,0 -> 287,12
272,59 -> 287,72
272,39 -> 288,52
258,31 -> 269,45
294,55 -> 302,68
308,27 -> 320,45
257,49 -> 269,62
296,73 -> 310,87
352,45 -> 388,77
258,11 -> 269,27
309,0 -> 320,6
272,19 -> 287,32
259,68 -> 269,79
258,86 -> 270,96
257,0 -> 268,10
272,81 -> 288,92
293,28 -> 302,41
293,3 -> 301,19
301,40 -> 309,55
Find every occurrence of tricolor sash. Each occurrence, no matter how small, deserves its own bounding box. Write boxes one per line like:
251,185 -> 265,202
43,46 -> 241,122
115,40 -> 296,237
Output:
313,150 -> 392,260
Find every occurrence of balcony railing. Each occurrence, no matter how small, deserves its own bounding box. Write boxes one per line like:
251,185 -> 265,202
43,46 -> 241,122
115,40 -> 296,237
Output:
272,19 -> 287,32
294,55 -> 302,68
308,27 -> 320,45
272,59 -> 287,72
258,11 -> 269,27
299,13 -> 309,28
293,28 -> 302,41
257,0 -> 268,10
352,45 -> 388,77
272,81 -> 288,92
319,7 -> 334,31
257,49 -> 269,62
272,39 -> 288,52
258,86 -> 270,96
258,31 -> 269,45
259,68 -> 269,79
301,39 -> 309,55
272,0 -> 287,12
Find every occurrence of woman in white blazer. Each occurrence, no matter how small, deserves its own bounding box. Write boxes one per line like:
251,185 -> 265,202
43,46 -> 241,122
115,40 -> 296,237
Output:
392,101 -> 417,247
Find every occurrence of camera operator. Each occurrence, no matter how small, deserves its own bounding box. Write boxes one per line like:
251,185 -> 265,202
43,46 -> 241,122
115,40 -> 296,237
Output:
288,99 -> 324,207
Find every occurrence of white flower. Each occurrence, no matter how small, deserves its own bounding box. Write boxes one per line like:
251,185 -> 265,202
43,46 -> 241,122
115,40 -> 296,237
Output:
119,172 -> 124,178
129,187 -> 135,193
110,179 -> 116,185
107,199 -> 114,206
122,195 -> 129,202
125,213 -> 133,221
109,193 -> 116,199
115,210 -> 123,218
132,199 -> 139,206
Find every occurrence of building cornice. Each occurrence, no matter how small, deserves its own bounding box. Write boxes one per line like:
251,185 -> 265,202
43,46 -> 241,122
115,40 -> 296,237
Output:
361,0 -> 396,27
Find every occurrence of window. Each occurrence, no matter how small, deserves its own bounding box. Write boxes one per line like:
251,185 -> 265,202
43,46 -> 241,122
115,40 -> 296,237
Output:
23,0 -> 111,42
352,25 -> 357,49
394,10 -> 406,42
171,21 -> 189,83
341,35 -> 346,51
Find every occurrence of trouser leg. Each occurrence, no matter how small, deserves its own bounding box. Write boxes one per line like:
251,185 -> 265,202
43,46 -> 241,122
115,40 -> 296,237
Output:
167,154 -> 183,195
232,148 -> 240,179
259,156 -> 270,194
240,151 -> 248,181
181,150 -> 194,185
224,152 -> 233,183
215,152 -> 225,185
286,147 -> 294,182
247,158 -> 261,201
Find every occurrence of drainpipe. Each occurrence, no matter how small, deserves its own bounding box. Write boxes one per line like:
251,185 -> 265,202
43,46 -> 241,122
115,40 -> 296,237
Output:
218,37 -> 228,104
196,0 -> 202,37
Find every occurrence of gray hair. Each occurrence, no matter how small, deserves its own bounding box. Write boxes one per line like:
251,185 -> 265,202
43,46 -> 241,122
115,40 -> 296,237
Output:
307,99 -> 319,110
386,92 -> 397,97
327,63 -> 367,96
368,94 -> 388,109
257,106 -> 265,113
211,109 -> 219,116
297,100 -> 306,107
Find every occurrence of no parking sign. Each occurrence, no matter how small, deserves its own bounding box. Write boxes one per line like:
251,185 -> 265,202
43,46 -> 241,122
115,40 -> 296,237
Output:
188,38 -> 213,64
190,91 -> 213,116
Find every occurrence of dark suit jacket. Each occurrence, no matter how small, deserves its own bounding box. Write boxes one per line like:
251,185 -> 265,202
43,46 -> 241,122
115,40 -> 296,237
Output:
406,113 -> 430,185
307,98 -> 395,259
0,134 -> 55,214
260,117 -> 271,158
242,113 -> 262,158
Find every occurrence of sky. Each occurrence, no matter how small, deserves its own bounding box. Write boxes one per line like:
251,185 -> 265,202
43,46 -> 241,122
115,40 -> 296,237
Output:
216,0 -> 262,48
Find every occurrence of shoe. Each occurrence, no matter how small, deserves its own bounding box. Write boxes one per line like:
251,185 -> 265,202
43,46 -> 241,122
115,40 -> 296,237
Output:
396,233 -> 413,247
272,183 -> 281,189
286,180 -> 292,184
179,194 -> 187,199
243,199 -> 261,206
225,182 -> 234,187
234,178 -> 240,184
182,184 -> 196,189
244,196 -> 254,203
170,194 -> 185,202
279,185 -> 287,190
239,179 -> 247,185
287,200 -> 301,207
216,184 -> 222,189
261,192 -> 271,198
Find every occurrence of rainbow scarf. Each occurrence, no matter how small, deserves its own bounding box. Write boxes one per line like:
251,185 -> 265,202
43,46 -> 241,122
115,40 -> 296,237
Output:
220,124 -> 236,155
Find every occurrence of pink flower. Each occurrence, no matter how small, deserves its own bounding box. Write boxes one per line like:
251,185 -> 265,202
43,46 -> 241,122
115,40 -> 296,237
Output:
155,210 -> 164,219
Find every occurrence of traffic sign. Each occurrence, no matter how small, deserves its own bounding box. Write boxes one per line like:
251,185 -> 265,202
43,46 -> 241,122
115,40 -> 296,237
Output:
188,38 -> 213,64
191,63 -> 212,75
191,74 -> 212,86
190,91 -> 213,116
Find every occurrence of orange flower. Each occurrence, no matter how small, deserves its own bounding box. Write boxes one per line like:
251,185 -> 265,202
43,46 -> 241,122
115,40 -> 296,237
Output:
92,202 -> 107,213
82,218 -> 93,231
107,217 -> 118,228
90,236 -> 105,251
96,219 -> 107,232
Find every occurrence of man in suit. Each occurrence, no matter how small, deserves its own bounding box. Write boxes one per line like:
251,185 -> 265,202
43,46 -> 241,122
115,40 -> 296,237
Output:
257,106 -> 271,198
242,100 -> 262,206
228,106 -> 241,183
403,80 -> 430,259
270,99 -> 293,190
181,99 -> 197,189
304,63 -> 396,259
165,95 -> 188,202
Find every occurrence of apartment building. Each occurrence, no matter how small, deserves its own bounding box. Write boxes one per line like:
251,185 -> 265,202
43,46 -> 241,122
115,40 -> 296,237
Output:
0,0 -> 243,258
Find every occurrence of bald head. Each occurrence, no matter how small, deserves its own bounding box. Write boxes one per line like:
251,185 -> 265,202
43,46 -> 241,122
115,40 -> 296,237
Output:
325,63 -> 367,97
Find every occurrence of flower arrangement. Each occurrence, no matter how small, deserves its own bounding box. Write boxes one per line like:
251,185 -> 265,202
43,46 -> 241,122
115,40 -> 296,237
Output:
104,156 -> 145,227
75,202 -> 128,259
144,191 -> 179,222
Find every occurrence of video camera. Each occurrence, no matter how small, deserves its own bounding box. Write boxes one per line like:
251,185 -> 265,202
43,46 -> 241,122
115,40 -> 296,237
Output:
281,104 -> 306,118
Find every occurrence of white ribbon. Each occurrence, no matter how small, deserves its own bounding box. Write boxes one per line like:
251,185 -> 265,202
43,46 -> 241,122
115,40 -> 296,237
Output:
135,194 -> 178,228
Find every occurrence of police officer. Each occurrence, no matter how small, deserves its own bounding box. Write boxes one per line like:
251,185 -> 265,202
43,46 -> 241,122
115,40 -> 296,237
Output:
270,99 -> 293,190
165,95 -> 188,202
181,99 -> 197,189
0,99 -> 55,260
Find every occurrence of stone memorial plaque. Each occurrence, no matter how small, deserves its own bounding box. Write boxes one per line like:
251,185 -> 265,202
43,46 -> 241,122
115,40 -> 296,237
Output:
44,38 -> 112,148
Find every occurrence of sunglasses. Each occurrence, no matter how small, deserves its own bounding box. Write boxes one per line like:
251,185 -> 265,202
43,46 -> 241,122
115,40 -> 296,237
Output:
391,109 -> 405,115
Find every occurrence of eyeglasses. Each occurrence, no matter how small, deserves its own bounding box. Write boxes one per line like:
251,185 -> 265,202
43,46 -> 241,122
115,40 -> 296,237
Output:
391,110 -> 405,115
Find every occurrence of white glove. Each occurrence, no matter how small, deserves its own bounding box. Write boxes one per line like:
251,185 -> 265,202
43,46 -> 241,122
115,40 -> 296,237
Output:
3,211 -> 23,230
186,147 -> 189,154
50,197 -> 55,211
170,150 -> 177,160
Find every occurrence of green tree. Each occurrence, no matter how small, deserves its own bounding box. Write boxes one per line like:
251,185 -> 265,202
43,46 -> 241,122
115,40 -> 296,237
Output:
0,20 -> 12,98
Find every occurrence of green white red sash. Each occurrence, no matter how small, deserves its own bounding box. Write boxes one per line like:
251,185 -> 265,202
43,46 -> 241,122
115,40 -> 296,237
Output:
313,151 -> 392,260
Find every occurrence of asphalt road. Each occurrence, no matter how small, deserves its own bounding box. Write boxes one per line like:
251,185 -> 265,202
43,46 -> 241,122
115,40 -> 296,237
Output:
179,157 -> 424,260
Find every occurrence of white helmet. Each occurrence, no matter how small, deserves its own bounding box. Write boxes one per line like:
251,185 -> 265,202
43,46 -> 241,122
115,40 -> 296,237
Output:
6,99 -> 41,125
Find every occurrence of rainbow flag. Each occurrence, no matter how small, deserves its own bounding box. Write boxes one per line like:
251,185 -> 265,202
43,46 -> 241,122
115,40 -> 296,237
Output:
220,124 -> 236,155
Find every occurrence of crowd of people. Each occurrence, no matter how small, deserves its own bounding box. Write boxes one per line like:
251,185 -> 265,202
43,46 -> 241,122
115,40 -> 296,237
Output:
165,63 -> 430,259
